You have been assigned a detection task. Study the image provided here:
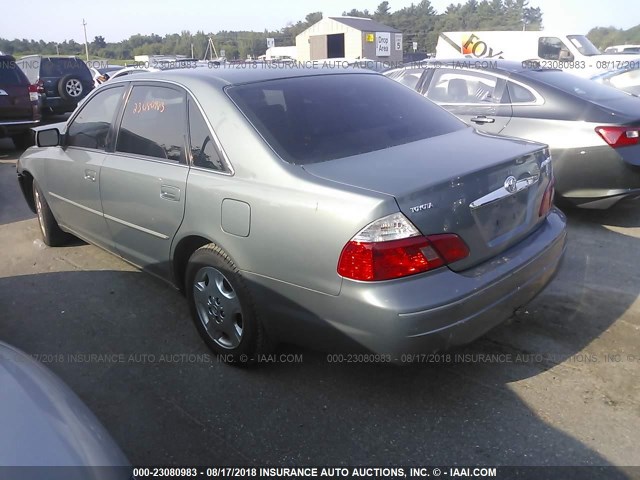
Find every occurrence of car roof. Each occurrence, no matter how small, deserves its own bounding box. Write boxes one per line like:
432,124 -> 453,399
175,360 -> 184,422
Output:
18,54 -> 81,59
106,64 -> 378,89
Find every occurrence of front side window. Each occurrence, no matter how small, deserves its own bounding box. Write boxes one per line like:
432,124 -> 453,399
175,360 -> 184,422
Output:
66,86 -> 124,150
116,85 -> 186,163
188,98 -> 225,171
538,37 -> 573,61
426,69 -> 506,104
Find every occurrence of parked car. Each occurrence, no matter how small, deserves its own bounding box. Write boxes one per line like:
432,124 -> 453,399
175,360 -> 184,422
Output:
385,60 -> 640,209
101,66 -> 160,83
17,68 -> 566,362
591,64 -> 640,96
0,54 -> 40,149
0,341 -> 130,477
15,55 -> 94,115
604,45 -> 640,54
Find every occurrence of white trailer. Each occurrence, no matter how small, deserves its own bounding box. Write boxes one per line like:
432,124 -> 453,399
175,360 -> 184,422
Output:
436,31 -> 640,77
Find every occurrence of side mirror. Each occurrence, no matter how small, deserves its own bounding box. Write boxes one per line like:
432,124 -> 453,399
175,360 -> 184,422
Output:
36,128 -> 61,147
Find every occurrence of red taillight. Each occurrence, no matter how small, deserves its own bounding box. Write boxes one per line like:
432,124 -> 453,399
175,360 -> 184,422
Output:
539,178 -> 555,217
338,234 -> 469,281
27,83 -> 39,102
596,126 -> 640,148
427,234 -> 470,264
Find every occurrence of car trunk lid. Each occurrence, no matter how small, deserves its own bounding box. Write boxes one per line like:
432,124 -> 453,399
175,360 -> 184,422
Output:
303,128 -> 552,271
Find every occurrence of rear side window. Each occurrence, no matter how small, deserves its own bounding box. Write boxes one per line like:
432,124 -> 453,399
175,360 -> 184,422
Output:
227,74 -> 464,165
116,85 -> 187,163
425,69 -> 507,104
67,86 -> 124,149
188,98 -> 225,171
0,59 -> 27,85
507,82 -> 537,103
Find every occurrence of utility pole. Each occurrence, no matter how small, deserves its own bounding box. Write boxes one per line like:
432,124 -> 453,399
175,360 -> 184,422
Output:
56,44 -> 60,55
82,19 -> 90,61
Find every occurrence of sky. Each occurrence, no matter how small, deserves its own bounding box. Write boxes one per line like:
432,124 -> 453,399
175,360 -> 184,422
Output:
0,0 -> 637,43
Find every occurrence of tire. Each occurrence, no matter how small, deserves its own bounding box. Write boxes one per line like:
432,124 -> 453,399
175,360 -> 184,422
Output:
57,74 -> 84,102
185,244 -> 272,365
11,131 -> 34,150
32,181 -> 69,246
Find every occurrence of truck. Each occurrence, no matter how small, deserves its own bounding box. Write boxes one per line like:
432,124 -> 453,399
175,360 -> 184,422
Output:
435,31 -> 640,77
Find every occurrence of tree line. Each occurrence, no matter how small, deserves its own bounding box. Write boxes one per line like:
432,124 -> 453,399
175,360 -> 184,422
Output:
0,1 -> 637,61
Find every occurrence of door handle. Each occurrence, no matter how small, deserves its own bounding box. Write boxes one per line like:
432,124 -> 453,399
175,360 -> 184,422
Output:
470,116 -> 496,125
84,169 -> 97,182
160,185 -> 180,201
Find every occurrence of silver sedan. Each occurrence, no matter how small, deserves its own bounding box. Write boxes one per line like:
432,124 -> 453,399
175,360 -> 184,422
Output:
17,67 -> 566,363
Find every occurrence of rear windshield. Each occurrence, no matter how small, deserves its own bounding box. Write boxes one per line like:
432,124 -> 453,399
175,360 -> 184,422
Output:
0,59 -> 26,85
525,69 -> 633,101
41,58 -> 91,78
226,73 -> 464,164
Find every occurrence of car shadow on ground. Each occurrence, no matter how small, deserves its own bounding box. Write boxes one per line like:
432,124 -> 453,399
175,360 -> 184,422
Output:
0,203 -> 638,473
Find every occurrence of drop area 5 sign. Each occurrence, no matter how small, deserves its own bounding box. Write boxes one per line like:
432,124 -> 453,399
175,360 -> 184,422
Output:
376,32 -> 391,57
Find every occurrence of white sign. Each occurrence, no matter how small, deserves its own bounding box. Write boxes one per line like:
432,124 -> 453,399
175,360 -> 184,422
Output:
395,34 -> 403,51
266,38 -> 275,48
375,32 -> 391,57
413,41 -> 418,52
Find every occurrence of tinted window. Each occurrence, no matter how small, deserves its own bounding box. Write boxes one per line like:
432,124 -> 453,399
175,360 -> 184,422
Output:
227,74 -> 464,165
116,85 -> 186,163
525,70 -> 634,101
188,98 -> 225,171
0,59 -> 27,85
67,86 -> 124,149
426,69 -> 506,104
507,82 -> 537,103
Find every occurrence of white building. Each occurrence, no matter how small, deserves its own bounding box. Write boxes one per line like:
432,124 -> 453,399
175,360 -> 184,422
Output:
296,17 -> 403,62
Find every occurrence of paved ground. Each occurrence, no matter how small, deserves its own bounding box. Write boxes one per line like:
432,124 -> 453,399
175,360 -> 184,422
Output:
0,135 -> 639,474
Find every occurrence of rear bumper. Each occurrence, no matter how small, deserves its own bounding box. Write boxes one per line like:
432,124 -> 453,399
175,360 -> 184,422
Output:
0,119 -> 39,137
245,209 -> 567,356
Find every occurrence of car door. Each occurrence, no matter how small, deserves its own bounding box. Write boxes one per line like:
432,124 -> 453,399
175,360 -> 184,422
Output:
100,83 -> 189,278
421,68 -> 512,135
43,84 -> 125,249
